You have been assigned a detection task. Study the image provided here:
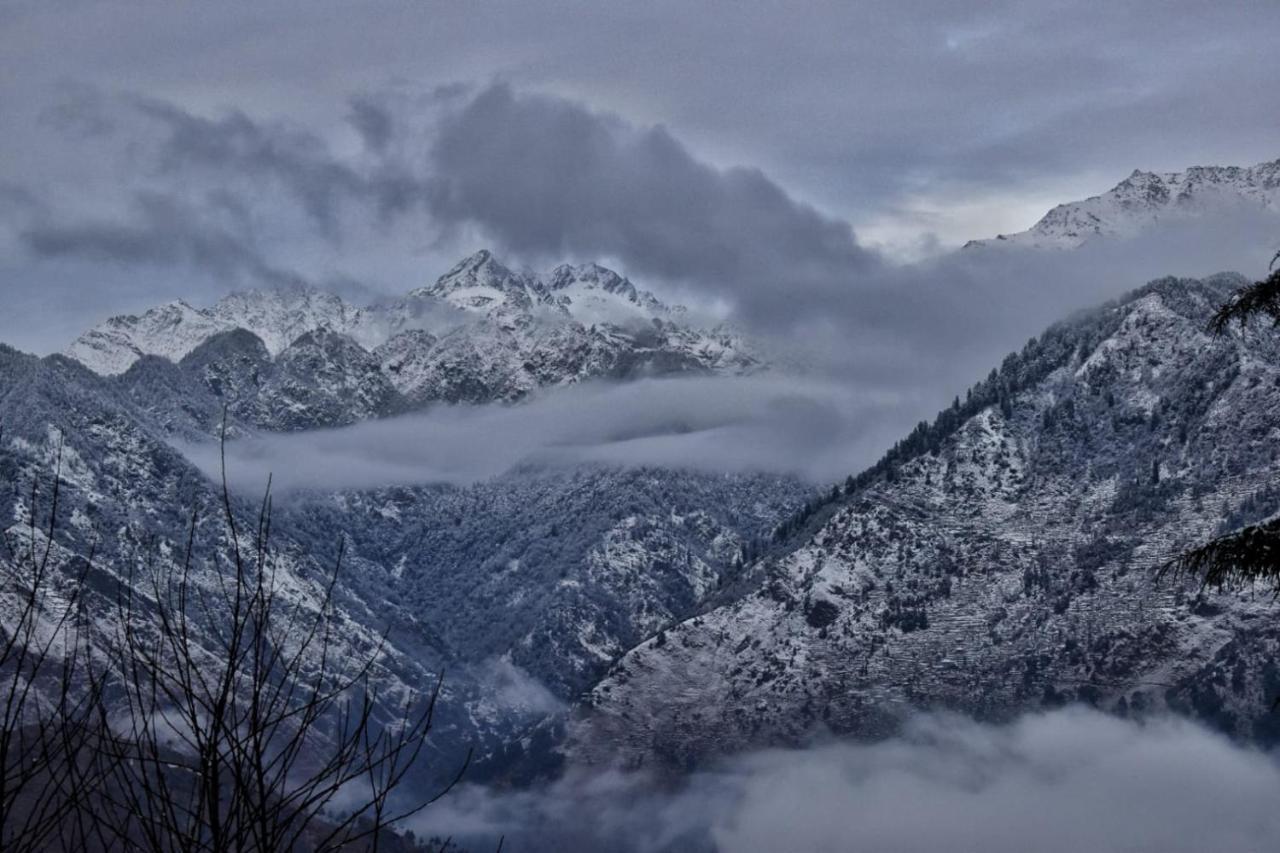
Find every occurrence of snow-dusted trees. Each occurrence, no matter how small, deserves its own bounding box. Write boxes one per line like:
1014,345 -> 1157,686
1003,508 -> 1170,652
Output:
0,436 -> 113,852
99,462 -> 463,852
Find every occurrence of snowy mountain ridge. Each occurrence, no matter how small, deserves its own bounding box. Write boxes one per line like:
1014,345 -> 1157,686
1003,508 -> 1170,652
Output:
413,250 -> 669,328
65,251 -> 757,426
965,157 -> 1280,250
66,250 -> 734,380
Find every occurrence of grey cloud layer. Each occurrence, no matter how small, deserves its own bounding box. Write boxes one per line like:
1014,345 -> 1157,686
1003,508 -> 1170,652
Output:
426,84 -> 877,321
21,191 -> 306,288
409,707 -> 1280,852
9,84 -> 879,330
136,96 -> 427,236
18,82 -> 1278,320
179,375 -> 920,491
6,1 -> 1277,223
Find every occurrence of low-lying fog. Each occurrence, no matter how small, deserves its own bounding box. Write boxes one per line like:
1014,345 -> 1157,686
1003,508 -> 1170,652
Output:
409,707 -> 1280,853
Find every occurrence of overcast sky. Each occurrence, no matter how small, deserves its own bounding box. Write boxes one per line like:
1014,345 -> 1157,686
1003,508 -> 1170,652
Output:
3,1 -> 1279,346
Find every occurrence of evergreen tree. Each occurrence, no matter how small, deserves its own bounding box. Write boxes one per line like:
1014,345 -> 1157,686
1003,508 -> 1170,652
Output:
1168,254 -> 1280,590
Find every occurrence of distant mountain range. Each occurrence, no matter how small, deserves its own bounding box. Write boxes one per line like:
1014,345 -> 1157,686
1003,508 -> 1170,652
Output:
65,251 -> 755,427
965,158 -> 1280,250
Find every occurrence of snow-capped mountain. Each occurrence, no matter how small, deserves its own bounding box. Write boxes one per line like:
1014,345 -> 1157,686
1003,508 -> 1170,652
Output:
412,250 -> 669,328
568,273 -> 1280,769
65,251 -> 756,425
66,299 -> 233,376
965,158 -> 1280,250
66,250 -> 746,375
66,285 -> 387,374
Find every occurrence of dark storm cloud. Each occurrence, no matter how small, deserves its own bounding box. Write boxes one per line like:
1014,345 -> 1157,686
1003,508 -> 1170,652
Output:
346,94 -> 395,153
21,191 -> 306,289
38,81 -> 120,140
38,83 -> 883,329
425,84 -> 879,321
11,82 -> 887,330
0,182 -> 45,221
134,98 -> 425,237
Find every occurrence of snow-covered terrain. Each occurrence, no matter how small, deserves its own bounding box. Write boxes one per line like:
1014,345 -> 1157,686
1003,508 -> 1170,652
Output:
569,273 -> 1280,769
0,336 -> 804,785
965,158 -> 1280,250
14,242 -> 1280,790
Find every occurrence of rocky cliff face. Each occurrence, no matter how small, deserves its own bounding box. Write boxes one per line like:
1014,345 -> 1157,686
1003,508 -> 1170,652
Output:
569,273 -> 1280,768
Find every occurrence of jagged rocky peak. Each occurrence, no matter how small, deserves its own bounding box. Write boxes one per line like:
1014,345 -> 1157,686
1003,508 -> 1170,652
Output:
546,261 -> 632,295
1110,169 -> 1172,207
966,156 -> 1280,250
412,250 -> 666,314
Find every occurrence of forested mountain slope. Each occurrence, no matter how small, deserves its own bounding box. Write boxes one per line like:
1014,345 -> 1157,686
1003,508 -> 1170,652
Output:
570,273 -> 1280,768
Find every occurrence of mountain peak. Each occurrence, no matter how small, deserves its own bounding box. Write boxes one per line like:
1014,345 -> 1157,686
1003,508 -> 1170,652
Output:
439,248 -> 509,281
414,249 -> 532,319
546,261 -> 628,293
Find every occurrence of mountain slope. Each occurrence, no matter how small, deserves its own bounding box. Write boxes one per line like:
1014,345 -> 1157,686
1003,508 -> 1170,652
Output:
286,467 -> 806,699
0,339 -> 808,785
569,273 -> 1280,769
966,158 -> 1280,250
0,349 -> 491,785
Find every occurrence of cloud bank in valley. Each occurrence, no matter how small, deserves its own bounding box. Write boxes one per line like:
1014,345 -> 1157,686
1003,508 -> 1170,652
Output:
178,375 -> 921,491
408,707 -> 1280,853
